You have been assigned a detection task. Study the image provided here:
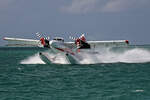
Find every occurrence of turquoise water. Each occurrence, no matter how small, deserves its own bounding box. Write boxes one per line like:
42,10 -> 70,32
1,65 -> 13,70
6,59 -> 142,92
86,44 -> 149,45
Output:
0,46 -> 150,100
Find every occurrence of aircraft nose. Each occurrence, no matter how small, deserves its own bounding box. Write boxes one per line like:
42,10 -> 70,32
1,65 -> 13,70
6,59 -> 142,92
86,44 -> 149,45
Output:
49,40 -> 57,48
49,40 -> 54,45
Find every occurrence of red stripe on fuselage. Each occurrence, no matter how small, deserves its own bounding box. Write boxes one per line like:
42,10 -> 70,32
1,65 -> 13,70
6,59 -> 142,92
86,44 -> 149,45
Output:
55,48 -> 65,52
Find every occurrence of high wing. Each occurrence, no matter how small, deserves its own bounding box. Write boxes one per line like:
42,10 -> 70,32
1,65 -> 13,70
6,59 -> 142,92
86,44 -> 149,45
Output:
87,40 -> 129,47
3,37 -> 42,47
64,40 -> 129,49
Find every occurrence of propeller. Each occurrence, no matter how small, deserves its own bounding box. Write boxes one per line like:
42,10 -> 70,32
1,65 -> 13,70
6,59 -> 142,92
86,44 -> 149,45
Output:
35,32 -> 50,40
69,33 -> 85,41
36,32 -> 41,38
69,36 -> 76,40
35,32 -> 51,48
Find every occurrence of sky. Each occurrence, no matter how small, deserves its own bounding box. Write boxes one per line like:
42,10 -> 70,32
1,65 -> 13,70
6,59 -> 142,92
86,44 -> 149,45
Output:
0,0 -> 150,45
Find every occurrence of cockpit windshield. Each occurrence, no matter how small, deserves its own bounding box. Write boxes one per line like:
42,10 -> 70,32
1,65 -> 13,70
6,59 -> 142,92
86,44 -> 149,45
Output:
53,37 -> 64,42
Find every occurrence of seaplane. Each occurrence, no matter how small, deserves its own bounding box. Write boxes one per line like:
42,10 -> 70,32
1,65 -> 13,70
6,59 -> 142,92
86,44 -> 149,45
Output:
3,33 -> 129,64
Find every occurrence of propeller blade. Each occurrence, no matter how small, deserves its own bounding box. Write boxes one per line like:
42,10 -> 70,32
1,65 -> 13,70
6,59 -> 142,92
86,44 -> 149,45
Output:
36,32 -> 42,38
69,36 -> 76,40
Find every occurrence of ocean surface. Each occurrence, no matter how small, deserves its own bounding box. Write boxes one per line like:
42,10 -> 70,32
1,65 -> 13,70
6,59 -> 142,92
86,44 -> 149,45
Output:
1,46 -> 150,100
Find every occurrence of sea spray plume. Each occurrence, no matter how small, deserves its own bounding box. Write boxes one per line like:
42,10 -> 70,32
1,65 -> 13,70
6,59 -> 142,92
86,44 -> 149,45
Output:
79,47 -> 111,64
78,47 -> 150,64
43,52 -> 70,64
93,47 -> 150,63
117,48 -> 150,63
20,53 -> 45,64
20,47 -> 150,64
21,51 -> 70,64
